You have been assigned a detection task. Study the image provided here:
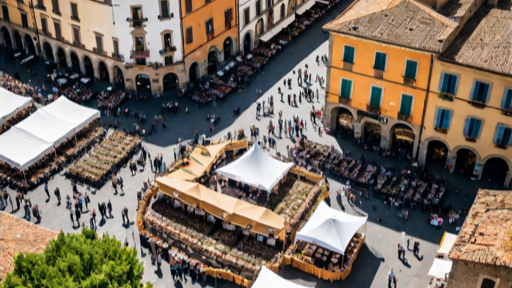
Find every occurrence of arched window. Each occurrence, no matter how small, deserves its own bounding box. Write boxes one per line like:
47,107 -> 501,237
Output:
280,4 -> 285,19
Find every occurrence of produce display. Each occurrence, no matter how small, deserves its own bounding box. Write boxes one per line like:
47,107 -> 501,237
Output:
67,131 -> 141,185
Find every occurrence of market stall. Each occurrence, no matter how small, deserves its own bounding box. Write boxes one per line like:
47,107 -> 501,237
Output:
291,201 -> 367,281
168,142 -> 229,181
252,266 -> 309,288
437,232 -> 457,259
428,259 -> 452,288
0,87 -> 32,125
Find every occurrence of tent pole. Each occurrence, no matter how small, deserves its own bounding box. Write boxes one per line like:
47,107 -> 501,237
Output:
341,254 -> 344,269
22,171 -> 27,182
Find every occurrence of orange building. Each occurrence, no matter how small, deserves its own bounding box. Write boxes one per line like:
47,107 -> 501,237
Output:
181,0 -> 239,82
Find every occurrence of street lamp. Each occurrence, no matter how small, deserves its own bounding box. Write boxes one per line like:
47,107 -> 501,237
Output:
28,0 -> 42,58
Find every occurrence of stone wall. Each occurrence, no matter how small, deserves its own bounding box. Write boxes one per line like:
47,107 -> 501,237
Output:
447,260 -> 512,288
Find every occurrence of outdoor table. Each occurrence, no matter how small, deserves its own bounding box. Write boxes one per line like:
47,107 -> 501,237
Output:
56,78 -> 68,85
216,70 -> 224,77
81,77 -> 91,84
69,73 -> 79,80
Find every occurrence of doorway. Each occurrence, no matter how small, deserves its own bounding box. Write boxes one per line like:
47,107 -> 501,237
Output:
57,47 -> 67,68
13,30 -> 23,51
243,33 -> 252,55
43,42 -> 54,62
163,73 -> 178,97
207,50 -> 218,75
113,66 -> 124,90
70,51 -> 80,72
189,62 -> 199,83
425,140 -> 449,166
455,149 -> 477,176
223,38 -> 232,61
390,124 -> 415,160
482,157 -> 509,186
363,122 -> 381,150
83,56 -> 94,79
136,74 -> 151,96
1,27 -> 12,47
98,61 -> 109,83
24,34 -> 36,56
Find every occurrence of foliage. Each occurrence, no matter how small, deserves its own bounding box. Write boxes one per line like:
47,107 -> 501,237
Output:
1,229 -> 153,288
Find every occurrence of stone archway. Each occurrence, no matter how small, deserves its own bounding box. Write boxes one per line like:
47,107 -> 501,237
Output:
223,37 -> 233,61
453,146 -> 480,176
361,118 -> 382,150
482,155 -> 511,186
113,66 -> 124,90
23,34 -> 36,56
13,30 -> 23,51
83,56 -> 94,79
207,49 -> 219,75
135,74 -> 151,96
287,0 -> 295,15
43,42 -> 54,62
69,51 -> 80,72
163,73 -> 178,96
425,139 -> 450,166
243,32 -> 252,55
1,27 -> 12,47
98,61 -> 109,83
330,106 -> 354,136
189,62 -> 200,83
256,19 -> 264,36
390,123 -> 416,160
56,47 -> 67,68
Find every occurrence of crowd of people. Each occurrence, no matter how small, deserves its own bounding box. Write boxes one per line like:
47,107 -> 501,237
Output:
59,83 -> 95,104
0,72 -> 45,103
0,103 -> 37,135
97,89 -> 126,111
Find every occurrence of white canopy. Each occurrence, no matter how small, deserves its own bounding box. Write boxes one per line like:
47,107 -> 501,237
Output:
437,232 -> 457,257
0,96 -> 99,170
259,15 -> 296,42
215,142 -> 294,191
253,267 -> 309,288
0,87 -> 32,124
428,258 -> 452,278
295,202 -> 367,255
296,0 -> 316,15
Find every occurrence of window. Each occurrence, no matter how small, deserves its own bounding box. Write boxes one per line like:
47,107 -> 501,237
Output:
70,3 -> 79,21
225,8 -> 232,30
54,22 -> 61,40
72,26 -> 80,45
163,32 -> 172,49
95,35 -> 103,53
244,8 -> 250,25
493,124 -> 512,146
369,86 -> 382,107
205,18 -> 214,41
480,277 -> 497,288
186,27 -> 193,44
160,0 -> 169,18
36,0 -> 44,8
439,72 -> 458,95
502,88 -> 512,110
471,80 -> 491,103
185,0 -> 192,14
41,17 -> 48,36
343,45 -> 355,64
134,36 -> 144,50
52,0 -> 60,14
463,117 -> 482,139
113,38 -> 120,57
21,13 -> 28,28
165,55 -> 173,66
256,1 -> 261,15
132,6 -> 142,20
434,108 -> 452,131
267,0 -> 272,9
280,4 -> 285,18
340,78 -> 352,99
399,94 -> 414,116
404,59 -> 418,80
373,52 -> 387,71
2,6 -> 9,22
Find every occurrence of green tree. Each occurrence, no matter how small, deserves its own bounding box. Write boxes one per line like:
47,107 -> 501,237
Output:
1,229 -> 153,288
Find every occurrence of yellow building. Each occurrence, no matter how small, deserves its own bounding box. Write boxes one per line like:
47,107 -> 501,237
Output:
181,0 -> 238,82
418,6 -> 512,186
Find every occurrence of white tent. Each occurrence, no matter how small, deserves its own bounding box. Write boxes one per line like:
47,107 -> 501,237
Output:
215,142 -> 294,191
0,96 -> 99,170
437,232 -> 457,258
253,267 -> 309,288
428,258 -> 452,279
0,87 -> 32,124
295,201 -> 367,255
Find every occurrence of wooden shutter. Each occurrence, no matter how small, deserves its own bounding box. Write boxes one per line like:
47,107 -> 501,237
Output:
186,27 -> 193,44
54,22 -> 61,40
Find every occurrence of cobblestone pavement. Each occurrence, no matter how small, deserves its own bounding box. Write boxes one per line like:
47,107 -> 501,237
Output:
0,0 -> 495,286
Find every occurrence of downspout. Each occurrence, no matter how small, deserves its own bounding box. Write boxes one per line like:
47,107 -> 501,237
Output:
415,54 -> 434,162
236,0 -> 240,53
29,0 -> 42,58
179,0 -> 186,88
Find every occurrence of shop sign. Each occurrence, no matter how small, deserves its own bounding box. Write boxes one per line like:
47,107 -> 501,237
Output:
357,110 -> 379,120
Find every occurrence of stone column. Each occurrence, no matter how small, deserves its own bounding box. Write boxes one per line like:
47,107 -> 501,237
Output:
447,153 -> 456,173
417,141 -> 428,167
504,171 -> 512,188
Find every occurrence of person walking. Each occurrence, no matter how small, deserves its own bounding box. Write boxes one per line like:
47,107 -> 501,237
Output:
176,259 -> 184,282
170,258 -> 178,282
122,206 -> 129,225
107,200 -> 113,218
90,208 -> 97,230
32,204 -> 42,224
23,198 -> 31,220
111,174 -> 118,195
388,268 -> 397,288
54,187 -> 61,206
44,182 -> 50,202
15,192 -> 21,211
398,243 -> 403,260
70,208 -> 75,226
117,176 -> 124,195
75,206 -> 81,227
84,192 -> 90,210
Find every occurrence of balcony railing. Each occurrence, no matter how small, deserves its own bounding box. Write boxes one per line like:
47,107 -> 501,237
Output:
130,49 -> 150,59
338,97 -> 351,105
93,47 -> 106,55
342,61 -> 353,71
495,143 -> 508,150
434,127 -> 448,134
126,17 -> 148,27
112,53 -> 124,61
366,104 -> 380,114
465,136 -> 476,143
468,99 -> 486,109
437,93 -> 454,102
403,76 -> 416,86
397,112 -> 412,123
501,109 -> 512,117
161,46 -> 177,54
72,41 -> 85,48
373,69 -> 384,79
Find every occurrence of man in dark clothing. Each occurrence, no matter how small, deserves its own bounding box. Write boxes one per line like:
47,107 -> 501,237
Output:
32,204 -> 42,224
153,157 -> 158,173
44,182 -> 50,202
107,200 -> 113,218
15,192 -> 21,211
122,206 -> 129,225
54,187 -> 61,206
70,209 -> 75,226
75,206 -> 81,227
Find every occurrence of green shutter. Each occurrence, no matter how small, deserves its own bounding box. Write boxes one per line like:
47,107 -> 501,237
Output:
405,60 -> 417,79
400,95 -> 413,115
370,86 -> 382,107
340,79 -> 352,99
343,46 -> 355,64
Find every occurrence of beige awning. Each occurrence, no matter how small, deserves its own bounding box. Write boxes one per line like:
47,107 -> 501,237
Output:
259,14 -> 296,42
316,0 -> 330,4
230,206 -> 286,236
296,0 -> 316,15
168,142 -> 228,181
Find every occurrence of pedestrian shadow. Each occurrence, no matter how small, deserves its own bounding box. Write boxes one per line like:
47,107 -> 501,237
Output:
401,258 -> 412,268
72,224 -> 81,230
123,221 -> 135,229
99,218 -> 107,227
154,268 -> 163,279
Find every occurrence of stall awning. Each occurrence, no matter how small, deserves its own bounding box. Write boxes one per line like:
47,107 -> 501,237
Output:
437,232 -> 457,256
0,87 -> 32,124
259,15 -> 296,42
253,267 -> 309,288
316,0 -> 330,4
168,142 -> 228,181
428,258 -> 452,279
296,0 -> 316,15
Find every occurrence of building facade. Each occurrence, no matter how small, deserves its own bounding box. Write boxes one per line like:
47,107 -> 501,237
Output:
323,0 -> 460,158
238,0 -> 296,54
112,0 -> 186,96
181,0 -> 238,84
417,5 -> 512,186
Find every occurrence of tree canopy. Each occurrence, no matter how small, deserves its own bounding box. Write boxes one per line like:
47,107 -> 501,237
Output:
1,229 -> 152,288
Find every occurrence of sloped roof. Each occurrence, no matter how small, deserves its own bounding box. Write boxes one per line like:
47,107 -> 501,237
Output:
0,212 -> 59,279
438,7 -> 512,76
323,0 -> 458,52
449,189 -> 512,268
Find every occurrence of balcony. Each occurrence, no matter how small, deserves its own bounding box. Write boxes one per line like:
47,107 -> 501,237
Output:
465,136 -> 476,143
160,46 -> 177,54
437,93 -> 454,102
403,76 -> 416,86
366,104 -> 380,114
34,4 -> 46,11
130,49 -> 150,59
495,143 -> 508,150
373,69 -> 384,79
501,109 -> 512,117
434,127 -> 448,134
468,100 -> 486,109
338,97 -> 351,105
342,61 -> 353,71
93,48 -> 107,55
397,112 -> 412,123
72,41 -> 85,49
112,53 -> 124,61
126,17 -> 148,27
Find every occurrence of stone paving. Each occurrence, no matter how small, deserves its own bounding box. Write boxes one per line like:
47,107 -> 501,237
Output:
0,0 -> 496,287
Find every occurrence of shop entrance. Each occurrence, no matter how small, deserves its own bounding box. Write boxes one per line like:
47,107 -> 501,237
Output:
455,149 -> 477,176
57,47 -> 67,68
243,33 -> 252,55
425,140 -> 448,166
136,74 -> 151,96
70,52 -> 80,73
113,66 -> 124,90
363,122 -> 381,150
83,56 -> 94,79
1,27 -> 12,47
333,107 -> 353,138
189,62 -> 199,83
223,37 -> 232,61
482,157 -> 509,186
207,50 -> 218,75
163,73 -> 178,97
43,42 -> 54,62
391,124 -> 415,160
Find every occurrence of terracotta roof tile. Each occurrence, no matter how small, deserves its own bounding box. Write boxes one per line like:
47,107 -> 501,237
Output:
449,189 -> 512,268
0,212 -> 58,279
